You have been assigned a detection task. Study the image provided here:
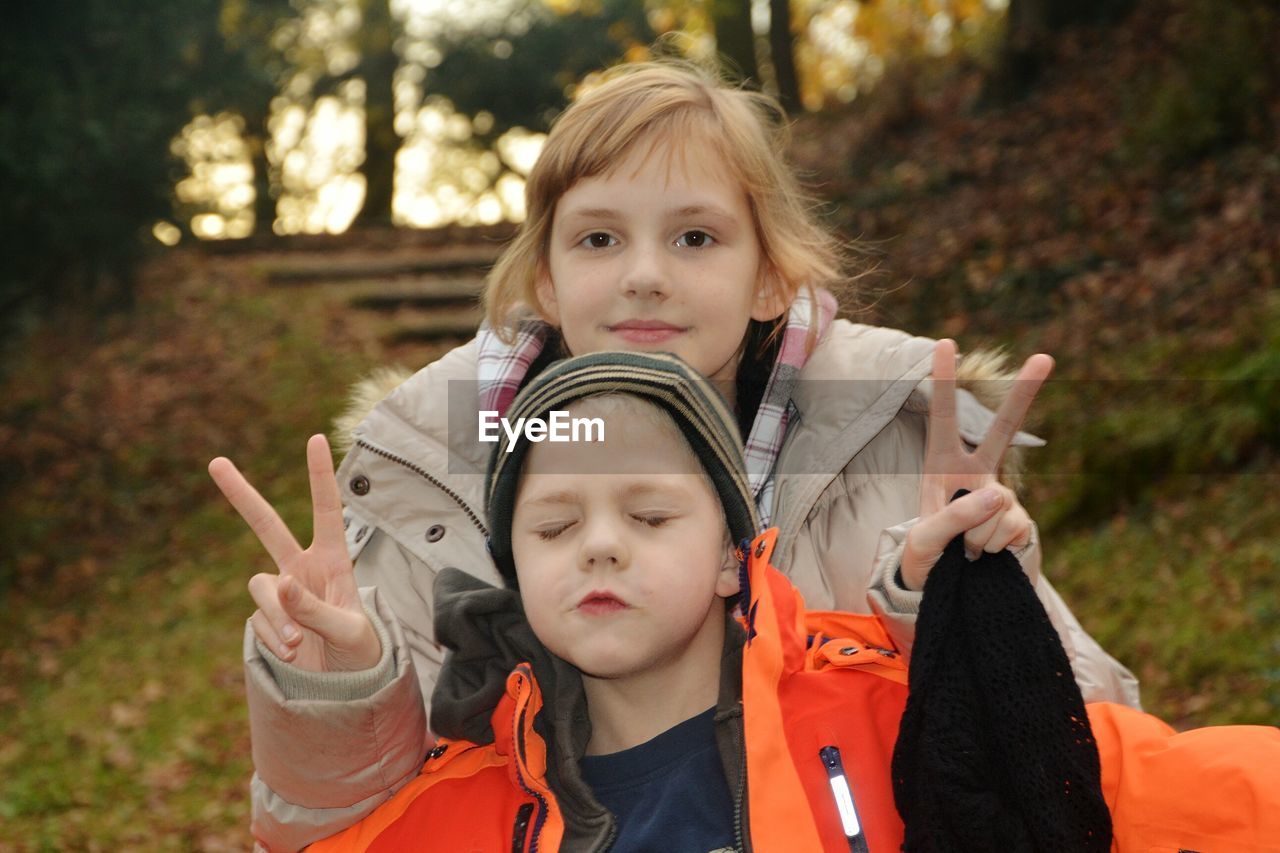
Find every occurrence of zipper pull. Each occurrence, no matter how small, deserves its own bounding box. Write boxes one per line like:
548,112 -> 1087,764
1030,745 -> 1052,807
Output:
511,802 -> 534,853
819,745 -> 870,853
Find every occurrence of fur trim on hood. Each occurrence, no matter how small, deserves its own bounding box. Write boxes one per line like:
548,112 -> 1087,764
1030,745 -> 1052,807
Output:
330,365 -> 413,453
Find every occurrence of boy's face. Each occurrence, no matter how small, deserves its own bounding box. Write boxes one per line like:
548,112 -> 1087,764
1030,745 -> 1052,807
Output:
511,404 -> 739,683
537,137 -> 783,392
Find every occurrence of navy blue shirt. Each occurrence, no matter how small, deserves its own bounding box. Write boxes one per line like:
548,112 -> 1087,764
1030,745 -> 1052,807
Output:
579,707 -> 735,852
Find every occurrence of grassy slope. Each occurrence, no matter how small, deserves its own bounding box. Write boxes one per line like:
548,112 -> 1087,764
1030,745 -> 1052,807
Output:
791,10 -> 1279,728
1,16 -> 1277,849
0,251 -> 450,849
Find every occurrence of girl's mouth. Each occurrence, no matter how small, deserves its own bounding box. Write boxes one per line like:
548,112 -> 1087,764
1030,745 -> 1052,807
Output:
577,591 -> 630,615
607,320 -> 686,344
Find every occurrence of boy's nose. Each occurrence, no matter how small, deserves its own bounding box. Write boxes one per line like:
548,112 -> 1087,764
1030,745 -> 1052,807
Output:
578,521 -> 629,572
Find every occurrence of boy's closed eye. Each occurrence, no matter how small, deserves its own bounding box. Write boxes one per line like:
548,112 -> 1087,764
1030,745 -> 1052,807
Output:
534,521 -> 576,541
529,512 -> 676,540
632,512 -> 673,528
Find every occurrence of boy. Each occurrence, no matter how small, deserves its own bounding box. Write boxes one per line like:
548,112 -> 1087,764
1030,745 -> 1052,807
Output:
310,350 -> 911,851
310,351 -> 1279,853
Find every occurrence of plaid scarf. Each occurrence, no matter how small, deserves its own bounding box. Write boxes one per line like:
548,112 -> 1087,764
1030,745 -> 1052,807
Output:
475,290 -> 836,525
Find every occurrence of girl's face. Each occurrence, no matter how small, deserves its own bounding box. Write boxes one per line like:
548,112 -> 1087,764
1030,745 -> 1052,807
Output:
538,140 -> 785,396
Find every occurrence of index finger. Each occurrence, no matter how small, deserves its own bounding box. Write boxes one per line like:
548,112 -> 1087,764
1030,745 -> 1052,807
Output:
974,353 -> 1054,469
307,434 -> 347,553
926,339 -> 961,461
208,456 -> 304,568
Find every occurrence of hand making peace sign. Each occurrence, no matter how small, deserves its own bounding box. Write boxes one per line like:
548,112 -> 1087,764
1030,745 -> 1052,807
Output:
208,434 -> 381,671
898,339 -> 1054,591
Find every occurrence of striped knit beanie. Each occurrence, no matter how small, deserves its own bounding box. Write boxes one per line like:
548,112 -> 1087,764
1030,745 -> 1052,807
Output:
485,351 -> 760,586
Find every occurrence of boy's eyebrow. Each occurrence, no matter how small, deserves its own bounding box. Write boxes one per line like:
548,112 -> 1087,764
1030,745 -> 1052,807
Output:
619,481 -> 688,500
519,480 -> 695,507
521,489 -> 582,507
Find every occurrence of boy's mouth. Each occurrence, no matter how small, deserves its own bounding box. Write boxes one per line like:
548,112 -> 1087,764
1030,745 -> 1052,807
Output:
607,320 -> 686,344
577,590 -> 630,615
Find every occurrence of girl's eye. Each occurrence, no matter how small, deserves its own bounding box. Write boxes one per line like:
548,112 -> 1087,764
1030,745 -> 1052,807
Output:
633,515 -> 670,528
581,232 -> 617,249
675,230 -> 714,249
536,522 -> 574,541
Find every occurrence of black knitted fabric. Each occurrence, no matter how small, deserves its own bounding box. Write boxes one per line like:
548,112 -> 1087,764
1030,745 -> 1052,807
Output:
891,528 -> 1112,852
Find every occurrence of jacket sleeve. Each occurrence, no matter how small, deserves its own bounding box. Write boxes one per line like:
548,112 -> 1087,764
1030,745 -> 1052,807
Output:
867,519 -> 1143,709
1089,702 -> 1280,849
244,581 -> 429,852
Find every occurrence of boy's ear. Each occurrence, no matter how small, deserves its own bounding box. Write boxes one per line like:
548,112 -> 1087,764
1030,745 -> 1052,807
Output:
715,543 -> 741,598
534,269 -> 562,327
750,266 -> 792,322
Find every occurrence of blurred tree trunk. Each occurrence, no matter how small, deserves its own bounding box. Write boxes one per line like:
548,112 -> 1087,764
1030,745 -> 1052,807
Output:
249,134 -> 275,235
710,0 -> 758,84
769,0 -> 800,113
353,0 -> 399,228
995,0 -> 1135,100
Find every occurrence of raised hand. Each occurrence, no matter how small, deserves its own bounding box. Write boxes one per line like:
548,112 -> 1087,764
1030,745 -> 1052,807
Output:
208,434 -> 381,671
899,339 -> 1053,591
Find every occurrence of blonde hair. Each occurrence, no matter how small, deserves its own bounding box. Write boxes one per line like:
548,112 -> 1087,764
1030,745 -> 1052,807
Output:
483,59 -> 848,348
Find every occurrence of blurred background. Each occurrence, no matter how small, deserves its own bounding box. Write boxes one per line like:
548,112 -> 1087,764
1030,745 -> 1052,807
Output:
1,0 -> 1277,847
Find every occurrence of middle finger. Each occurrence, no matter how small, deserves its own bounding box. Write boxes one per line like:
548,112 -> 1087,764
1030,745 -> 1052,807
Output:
974,354 -> 1053,471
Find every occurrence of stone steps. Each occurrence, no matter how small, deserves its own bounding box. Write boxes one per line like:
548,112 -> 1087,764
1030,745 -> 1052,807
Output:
383,304 -> 486,343
341,276 -> 485,311
251,233 -> 501,344
258,245 -> 501,285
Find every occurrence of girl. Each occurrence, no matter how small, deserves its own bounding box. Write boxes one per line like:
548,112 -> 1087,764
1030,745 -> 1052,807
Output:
210,60 -> 1139,850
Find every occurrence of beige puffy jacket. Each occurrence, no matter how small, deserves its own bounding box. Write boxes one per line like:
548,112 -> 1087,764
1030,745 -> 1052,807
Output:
242,320 -> 1141,850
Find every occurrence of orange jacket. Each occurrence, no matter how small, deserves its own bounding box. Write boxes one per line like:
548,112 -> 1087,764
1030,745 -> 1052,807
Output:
1089,702 -> 1280,852
310,529 -> 1280,852
310,529 -> 911,851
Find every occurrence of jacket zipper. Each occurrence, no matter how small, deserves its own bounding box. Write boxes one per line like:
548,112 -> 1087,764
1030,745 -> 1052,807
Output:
510,679 -> 548,853
819,745 -> 869,853
354,439 -> 489,537
511,802 -> 535,853
733,715 -> 748,853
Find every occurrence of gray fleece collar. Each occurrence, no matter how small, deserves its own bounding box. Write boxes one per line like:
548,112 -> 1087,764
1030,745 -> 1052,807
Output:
430,567 -> 749,851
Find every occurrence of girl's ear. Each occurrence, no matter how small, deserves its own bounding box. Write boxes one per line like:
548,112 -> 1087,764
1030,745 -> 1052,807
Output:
715,542 -> 741,598
750,266 -> 792,322
534,269 -> 562,327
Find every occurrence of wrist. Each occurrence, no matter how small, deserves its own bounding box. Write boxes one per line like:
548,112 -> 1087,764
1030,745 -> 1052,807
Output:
260,604 -> 395,701
327,612 -> 384,672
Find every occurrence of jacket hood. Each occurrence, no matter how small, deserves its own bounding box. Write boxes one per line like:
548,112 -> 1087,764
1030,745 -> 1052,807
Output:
429,568 -> 616,849
429,567 -> 543,744
331,365 -> 413,454
429,565 -> 750,851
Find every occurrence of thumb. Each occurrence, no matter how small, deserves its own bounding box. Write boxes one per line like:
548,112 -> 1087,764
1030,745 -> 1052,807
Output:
278,575 -> 362,645
901,489 -> 1003,589
921,488 -> 1003,551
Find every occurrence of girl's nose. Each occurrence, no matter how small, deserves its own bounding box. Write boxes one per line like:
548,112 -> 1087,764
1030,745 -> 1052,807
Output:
619,245 -> 670,301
